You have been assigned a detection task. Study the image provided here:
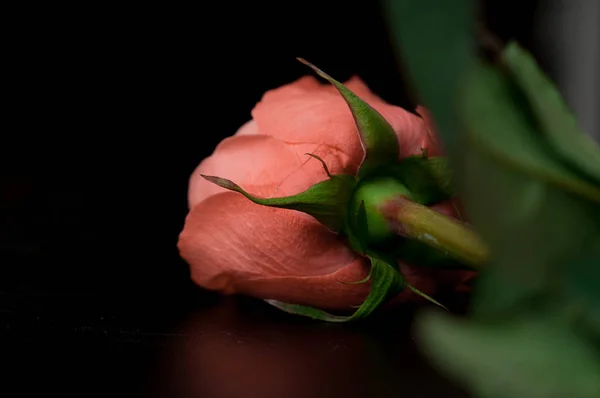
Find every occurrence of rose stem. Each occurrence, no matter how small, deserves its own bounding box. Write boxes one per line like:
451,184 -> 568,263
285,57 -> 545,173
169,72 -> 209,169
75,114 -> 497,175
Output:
381,196 -> 489,270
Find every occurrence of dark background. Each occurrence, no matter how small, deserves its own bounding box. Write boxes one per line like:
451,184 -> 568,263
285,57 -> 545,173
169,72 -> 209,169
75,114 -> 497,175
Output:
0,1 -> 567,397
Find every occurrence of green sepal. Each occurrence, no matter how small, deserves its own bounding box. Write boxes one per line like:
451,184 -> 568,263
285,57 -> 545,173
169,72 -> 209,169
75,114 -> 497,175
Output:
355,200 -> 369,254
304,152 -> 332,177
339,270 -> 372,286
407,284 -> 448,310
340,201 -> 372,285
298,58 -> 400,179
265,254 -> 403,322
502,41 -> 600,184
386,155 -> 455,205
201,171 -> 356,233
345,200 -> 369,255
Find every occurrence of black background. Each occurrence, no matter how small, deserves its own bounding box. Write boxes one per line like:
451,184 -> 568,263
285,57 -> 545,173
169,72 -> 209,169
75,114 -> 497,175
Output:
2,1 -> 540,397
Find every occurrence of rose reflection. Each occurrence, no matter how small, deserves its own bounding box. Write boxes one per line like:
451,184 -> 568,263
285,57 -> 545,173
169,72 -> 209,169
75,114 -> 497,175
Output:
154,296 -> 468,398
158,298 -> 382,397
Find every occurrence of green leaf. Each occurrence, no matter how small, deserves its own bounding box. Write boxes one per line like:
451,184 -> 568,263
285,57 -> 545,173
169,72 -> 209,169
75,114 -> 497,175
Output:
297,58 -> 400,178
565,245 -> 600,334
502,41 -> 600,184
200,172 -> 356,232
385,0 -> 600,312
265,254 -> 403,322
416,312 -> 600,398
382,0 -> 475,157
457,64 -> 600,317
461,64 -> 600,204
385,1 -> 600,396
387,155 -> 455,205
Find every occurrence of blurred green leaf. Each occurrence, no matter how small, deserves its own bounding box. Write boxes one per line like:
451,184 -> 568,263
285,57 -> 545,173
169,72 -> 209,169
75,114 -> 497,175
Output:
416,311 -> 600,398
384,0 -> 600,396
297,58 -> 400,178
565,246 -> 600,334
459,63 -> 600,318
460,62 -> 600,274
461,63 -> 600,204
384,0 -> 600,316
502,41 -> 600,183
382,0 -> 475,156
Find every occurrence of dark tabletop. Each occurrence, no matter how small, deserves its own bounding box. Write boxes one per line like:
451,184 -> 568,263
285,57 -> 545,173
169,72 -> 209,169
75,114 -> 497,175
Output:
0,172 -> 471,397
1,285 -> 470,398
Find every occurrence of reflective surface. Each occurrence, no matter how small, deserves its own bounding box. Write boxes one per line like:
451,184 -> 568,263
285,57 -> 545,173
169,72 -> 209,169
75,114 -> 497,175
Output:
1,289 -> 469,397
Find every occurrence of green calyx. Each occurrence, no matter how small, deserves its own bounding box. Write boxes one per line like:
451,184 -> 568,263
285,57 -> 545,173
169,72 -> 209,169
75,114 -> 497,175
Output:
348,177 -> 413,244
201,59 -> 466,322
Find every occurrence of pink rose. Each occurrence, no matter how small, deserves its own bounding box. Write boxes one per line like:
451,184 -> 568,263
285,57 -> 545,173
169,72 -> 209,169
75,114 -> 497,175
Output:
178,76 -> 473,312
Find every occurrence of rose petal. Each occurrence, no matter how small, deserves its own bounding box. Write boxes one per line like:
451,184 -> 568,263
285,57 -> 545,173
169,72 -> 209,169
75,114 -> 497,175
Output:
343,77 -> 439,158
178,192 -> 372,310
416,105 -> 444,156
429,201 -> 459,218
188,133 -> 355,208
251,76 -> 435,169
188,135 -> 297,208
179,193 -> 466,311
234,119 -> 259,136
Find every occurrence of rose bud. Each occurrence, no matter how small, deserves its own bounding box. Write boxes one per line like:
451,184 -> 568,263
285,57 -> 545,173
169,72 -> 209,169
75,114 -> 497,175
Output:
178,59 -> 484,321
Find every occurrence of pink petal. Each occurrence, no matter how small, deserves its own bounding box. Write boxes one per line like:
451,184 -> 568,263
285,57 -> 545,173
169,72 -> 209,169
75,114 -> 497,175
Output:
178,192 -> 372,310
416,105 -> 444,157
251,76 -> 436,168
179,194 -> 469,310
188,133 -> 355,209
343,77 -> 437,158
233,119 -> 259,136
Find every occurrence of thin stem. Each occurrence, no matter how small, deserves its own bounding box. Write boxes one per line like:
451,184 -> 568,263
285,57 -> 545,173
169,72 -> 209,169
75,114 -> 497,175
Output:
381,197 -> 489,269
